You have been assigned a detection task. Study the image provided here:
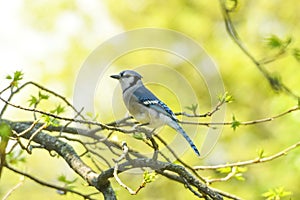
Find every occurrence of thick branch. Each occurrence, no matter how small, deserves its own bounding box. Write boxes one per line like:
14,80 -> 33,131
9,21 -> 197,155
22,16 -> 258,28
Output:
98,158 -> 223,200
3,119 -> 116,200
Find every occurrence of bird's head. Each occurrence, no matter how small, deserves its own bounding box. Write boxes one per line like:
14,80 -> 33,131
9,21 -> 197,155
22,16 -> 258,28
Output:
111,70 -> 143,91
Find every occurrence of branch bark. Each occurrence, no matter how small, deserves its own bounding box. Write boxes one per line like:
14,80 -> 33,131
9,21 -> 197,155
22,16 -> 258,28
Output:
98,158 -> 223,200
4,119 -> 117,200
3,119 -> 225,200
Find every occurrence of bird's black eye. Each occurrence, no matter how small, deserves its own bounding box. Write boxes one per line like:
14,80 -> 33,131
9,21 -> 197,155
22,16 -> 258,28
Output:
120,72 -> 131,78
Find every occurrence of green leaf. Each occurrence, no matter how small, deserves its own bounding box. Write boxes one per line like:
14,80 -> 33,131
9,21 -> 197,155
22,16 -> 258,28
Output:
262,187 -> 292,200
231,115 -> 240,131
57,174 -> 77,185
262,190 -> 274,199
217,166 -> 247,181
185,103 -> 198,115
225,94 -> 234,103
6,150 -> 26,165
133,132 -> 145,140
6,75 -> 12,80
0,122 -> 12,176
219,92 -> 234,103
28,91 -> 50,107
265,35 -> 283,49
292,48 -> 300,62
143,171 -> 156,183
234,173 -> 245,181
264,35 -> 292,50
57,174 -> 67,182
86,112 -> 99,121
257,148 -> 265,159
42,115 -> 59,127
225,0 -> 238,12
7,71 -> 24,88
13,71 -> 24,81
51,104 -> 65,115
268,74 -> 282,92
57,174 -> 77,194
0,122 -> 12,140
38,91 -> 49,100
217,166 -> 231,174
28,95 -> 38,107
237,166 -> 247,173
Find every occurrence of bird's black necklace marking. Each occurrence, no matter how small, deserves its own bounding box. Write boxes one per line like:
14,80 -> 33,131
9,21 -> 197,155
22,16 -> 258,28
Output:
123,77 -> 140,94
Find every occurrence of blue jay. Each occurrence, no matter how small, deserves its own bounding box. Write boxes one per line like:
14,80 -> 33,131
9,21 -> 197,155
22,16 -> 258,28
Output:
111,70 -> 200,157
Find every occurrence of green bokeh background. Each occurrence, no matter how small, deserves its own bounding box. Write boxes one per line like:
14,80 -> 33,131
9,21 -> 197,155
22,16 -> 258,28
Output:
1,0 -> 300,199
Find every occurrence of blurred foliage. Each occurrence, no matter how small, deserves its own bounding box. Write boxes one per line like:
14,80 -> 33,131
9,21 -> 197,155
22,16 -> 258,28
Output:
0,122 -> 12,177
216,166 -> 247,181
264,34 -> 292,49
57,174 -> 78,193
262,187 -> 292,200
1,0 -> 300,200
6,150 -> 27,165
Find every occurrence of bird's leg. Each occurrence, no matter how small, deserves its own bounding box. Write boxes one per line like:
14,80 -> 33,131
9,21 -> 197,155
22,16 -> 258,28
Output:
137,122 -> 150,127
149,129 -> 159,160
134,125 -> 159,160
131,122 -> 149,132
133,123 -> 153,139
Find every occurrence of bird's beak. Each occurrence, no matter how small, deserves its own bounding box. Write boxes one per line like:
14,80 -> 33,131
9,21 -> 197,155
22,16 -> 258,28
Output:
110,74 -> 121,80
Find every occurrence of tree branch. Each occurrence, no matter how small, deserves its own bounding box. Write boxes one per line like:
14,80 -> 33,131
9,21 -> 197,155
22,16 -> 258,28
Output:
194,140 -> 300,170
98,158 -> 224,200
218,0 -> 299,99
4,119 -> 117,200
5,164 -> 95,199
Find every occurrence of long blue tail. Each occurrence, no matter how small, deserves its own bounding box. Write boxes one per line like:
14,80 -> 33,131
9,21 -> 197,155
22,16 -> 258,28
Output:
169,121 -> 200,157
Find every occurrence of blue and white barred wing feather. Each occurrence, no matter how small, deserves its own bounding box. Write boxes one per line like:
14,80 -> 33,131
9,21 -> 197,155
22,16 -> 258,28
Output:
133,86 -> 177,120
133,86 -> 200,157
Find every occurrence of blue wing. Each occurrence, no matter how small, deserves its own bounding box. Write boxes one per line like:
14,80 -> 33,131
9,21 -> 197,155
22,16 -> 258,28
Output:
133,86 -> 200,157
133,86 -> 177,121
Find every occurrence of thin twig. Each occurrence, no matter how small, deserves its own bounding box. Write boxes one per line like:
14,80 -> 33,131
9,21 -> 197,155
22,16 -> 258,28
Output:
195,140 -> 300,170
100,158 -> 224,199
15,119 -> 40,137
154,135 -> 206,183
0,85 -> 12,95
258,49 -> 287,65
5,164 -> 95,200
219,0 -> 299,99
175,92 -> 227,118
2,175 -> 25,200
13,81 -> 87,120
206,167 -> 237,184
210,188 -> 242,200
26,123 -> 48,152
113,141 -> 144,195
0,96 -> 134,133
180,106 -> 300,127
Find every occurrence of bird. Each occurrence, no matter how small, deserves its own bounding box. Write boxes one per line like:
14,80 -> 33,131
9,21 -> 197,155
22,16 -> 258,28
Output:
110,70 -> 200,157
